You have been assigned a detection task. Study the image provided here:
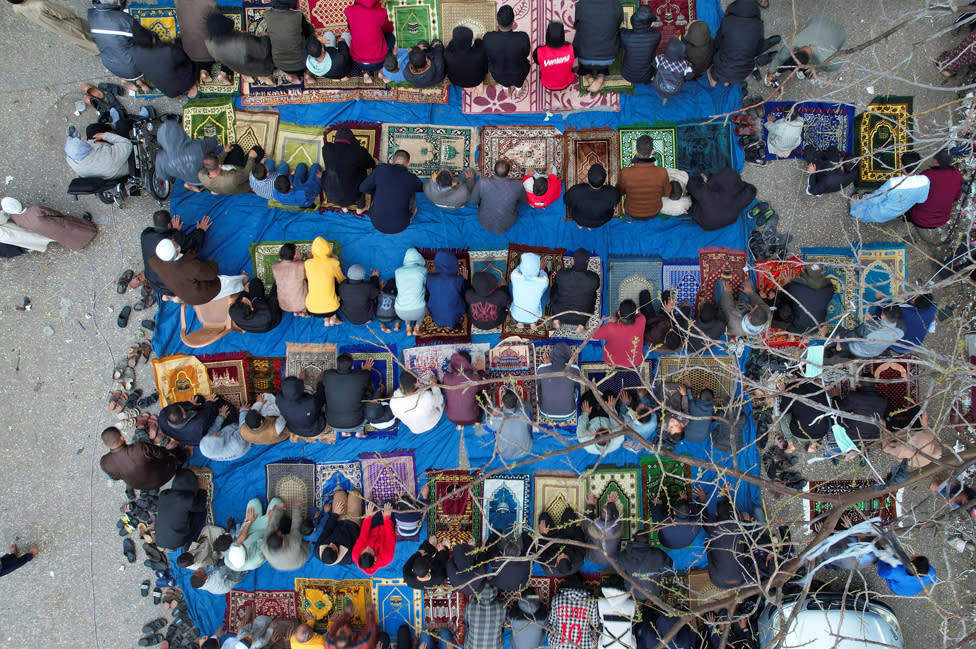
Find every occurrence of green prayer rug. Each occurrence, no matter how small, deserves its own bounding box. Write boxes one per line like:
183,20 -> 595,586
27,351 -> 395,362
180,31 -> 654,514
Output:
249,240 -> 342,292
182,98 -> 237,146
380,123 -> 477,177
855,95 -> 914,190
391,0 -> 439,50
274,122 -> 326,168
619,124 -> 677,169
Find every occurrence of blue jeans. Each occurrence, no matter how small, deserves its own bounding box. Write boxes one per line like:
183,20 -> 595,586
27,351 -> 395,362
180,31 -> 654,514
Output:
272,160 -> 288,175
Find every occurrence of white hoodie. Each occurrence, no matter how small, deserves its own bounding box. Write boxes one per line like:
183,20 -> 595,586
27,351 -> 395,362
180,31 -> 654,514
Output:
596,587 -> 637,649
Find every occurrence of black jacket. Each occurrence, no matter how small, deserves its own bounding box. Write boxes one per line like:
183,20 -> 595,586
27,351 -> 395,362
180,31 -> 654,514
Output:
322,129 -> 376,206
320,366 -> 372,429
338,275 -> 381,324
619,6 -> 661,83
710,0 -> 764,84
550,250 -> 600,326
403,42 -> 446,88
564,183 -> 620,229
482,29 -> 531,87
465,271 -> 511,329
131,38 -> 197,98
573,0 -> 624,62
837,385 -> 890,443
229,278 -> 282,333
704,503 -> 750,588
140,226 -> 205,296
687,167 -> 757,231
780,279 -> 834,334
615,540 -> 673,599
359,163 -> 423,234
313,512 -> 359,565
809,159 -> 857,195
403,540 -> 449,589
159,400 -> 218,446
277,376 -> 327,436
485,531 -> 533,591
784,379 -> 831,441
444,26 -> 488,88
447,543 -> 490,595
155,469 -> 207,550
89,3 -> 152,79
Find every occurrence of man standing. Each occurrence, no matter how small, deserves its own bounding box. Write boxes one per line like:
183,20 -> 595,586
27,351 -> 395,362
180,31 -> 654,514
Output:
470,160 -> 527,234
616,135 -> 670,220
482,5 -> 531,93
155,469 -> 208,550
564,163 -> 620,229
148,238 -> 247,305
547,575 -> 598,649
359,150 -> 423,234
7,0 -> 98,55
260,497 -> 311,571
89,0 -> 154,91
99,426 -> 189,490
194,146 -> 259,195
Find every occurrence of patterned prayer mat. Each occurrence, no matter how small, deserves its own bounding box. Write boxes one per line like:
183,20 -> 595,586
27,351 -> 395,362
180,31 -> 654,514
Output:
872,359 -> 920,416
676,122 -> 733,179
533,472 -> 586,523
607,255 -> 663,315
299,0 -> 353,35
439,0 -> 496,41
360,451 -> 416,505
468,249 -> 508,334
373,579 -> 423,648
324,121 -> 381,159
754,256 -> 803,297
250,240 -> 342,291
152,354 -> 211,407
585,466 -> 640,540
463,67 -> 621,114
391,0 -> 439,49
340,345 -> 397,396
315,461 -> 363,508
402,343 -> 490,384
696,247 -> 747,315
763,102 -> 856,161
294,578 -> 371,633
661,261 -> 701,308
225,589 -> 298,634
285,342 -> 338,393
275,122 -> 325,168
619,125 -> 677,169
130,6 -> 177,41
501,243 -> 566,339
188,466 -> 215,525
246,356 -> 284,398
551,253 -> 603,340
656,570 -> 689,610
640,456 -> 691,544
266,461 -> 317,520
563,129 -> 621,220
200,352 -> 250,409
686,568 -> 725,611
498,575 -> 557,610
243,74 -> 304,106
486,338 -> 537,411
806,480 -> 901,530
581,362 -> 653,395
801,247 -> 858,329
481,474 -> 531,541
414,249 -> 473,344
243,0 -> 270,36
855,96 -> 914,189
196,9 -> 243,97
241,82 -> 449,107
647,0 -> 696,56
479,126 -> 564,178
381,124 -> 477,177
578,51 -> 634,95
857,243 -> 908,320
234,109 -> 280,157
655,355 -> 737,404
423,586 -> 469,647
182,98 -> 237,147
427,469 -> 480,545
533,344 -> 579,427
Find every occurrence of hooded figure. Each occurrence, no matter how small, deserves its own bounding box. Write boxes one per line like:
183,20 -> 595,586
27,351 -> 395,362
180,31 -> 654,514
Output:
653,37 -> 692,99
88,0 -> 153,80
228,278 -> 282,333
321,126 -> 376,208
304,237 -> 344,316
550,249 -> 600,327
619,5 -> 661,84
573,0 -> 624,64
683,20 -> 715,76
444,26 -> 488,88
0,198 -> 96,251
704,500 -> 751,588
155,120 -> 218,186
533,22 -> 576,90
615,535 -> 674,599
276,375 -> 327,437
343,0 -> 395,65
158,399 -> 219,446
204,12 -> 274,78
709,0 -> 765,85
155,469 -> 207,550
686,167 -> 757,231
508,593 -> 548,649
338,264 -> 381,324
264,0 -> 313,74
441,352 -> 486,426
425,250 -> 467,328
393,248 -> 428,324
649,497 -> 704,549
65,130 -> 132,180
320,354 -> 373,431
584,500 -> 622,564
465,272 -> 511,330
597,582 -> 637,649
130,30 -> 197,97
536,342 -> 580,420
446,543 -> 489,595
509,252 -> 550,325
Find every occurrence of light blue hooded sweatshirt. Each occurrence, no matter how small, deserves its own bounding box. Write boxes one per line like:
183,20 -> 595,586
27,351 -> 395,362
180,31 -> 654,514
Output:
510,252 -> 550,324
850,174 -> 930,223
394,247 -> 428,313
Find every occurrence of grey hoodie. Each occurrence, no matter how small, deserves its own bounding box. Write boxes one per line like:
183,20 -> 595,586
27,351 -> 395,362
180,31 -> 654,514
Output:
485,401 -> 533,461
155,120 -> 218,185
536,342 -> 580,419
423,169 -> 476,209
508,594 -> 548,649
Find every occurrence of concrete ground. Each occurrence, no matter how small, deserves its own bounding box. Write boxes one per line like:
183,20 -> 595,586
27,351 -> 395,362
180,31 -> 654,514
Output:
0,1 -> 971,648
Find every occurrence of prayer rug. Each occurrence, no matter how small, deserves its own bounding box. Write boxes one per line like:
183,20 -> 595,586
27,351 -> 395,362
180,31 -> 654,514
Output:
857,243 -> 908,320
182,98 -> 237,147
324,121 -> 381,159
342,345 -> 400,437
607,255 -> 663,315
533,344 -> 579,427
315,461 -> 363,508
501,243 -> 566,339
754,256 -> 803,298
533,472 -> 586,523
686,568 -> 725,610
872,360 -> 920,415
801,247 -> 858,329
246,356 -> 284,397
285,342 -> 338,393
391,0 -> 439,49
402,343 -> 490,384
481,474 -> 531,541
381,124 -> 477,177
855,96 -> 914,189
200,352 -> 250,409
439,0 -> 497,42
646,0 -> 696,56
661,261 -> 701,308
551,253 -> 603,340
423,586 -> 469,647
806,480 -> 902,531
563,129 -> 621,220
225,589 -> 298,634
498,575 -> 557,609
266,461 -> 317,520
655,570 -> 689,610
415,248 -> 473,344
299,0 -> 353,35
241,83 -> 449,107
654,355 -> 737,404
487,338 -> 537,409
696,247 -> 747,315
585,466 -> 640,540
243,0 -> 270,37
152,354 -> 211,407
196,9 -> 243,97
578,54 -> 634,96
762,101 -> 856,161
676,122 -> 733,179
619,125 -> 677,170
188,466 -> 216,525
372,579 -> 423,648
294,578 -> 371,633
360,451 -> 416,505
581,362 -> 653,395
275,122 -> 325,168
468,249 -> 508,334
241,70 -> 305,106
463,67 -> 621,114
129,6 -> 177,42
250,240 -> 341,291
639,456 -> 691,542
479,126 -> 564,179
234,109 -> 280,157
427,469 -> 480,545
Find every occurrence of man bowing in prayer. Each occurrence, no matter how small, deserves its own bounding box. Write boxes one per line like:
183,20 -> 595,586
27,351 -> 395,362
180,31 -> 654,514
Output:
0,197 -> 97,251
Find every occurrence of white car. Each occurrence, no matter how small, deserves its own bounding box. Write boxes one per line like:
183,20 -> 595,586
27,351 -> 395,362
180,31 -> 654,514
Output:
758,592 -> 904,649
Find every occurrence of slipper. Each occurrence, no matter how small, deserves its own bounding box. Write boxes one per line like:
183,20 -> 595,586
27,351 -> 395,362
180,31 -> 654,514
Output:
123,389 -> 143,410
117,270 -> 134,294
156,577 -> 176,589
141,580 -> 151,597
137,523 -> 154,544
142,319 -> 156,332
123,538 -> 136,563
138,392 -> 160,408
128,272 -> 146,289
127,345 -> 141,368
139,341 -> 153,364
139,634 -> 164,647
144,559 -> 169,572
118,305 -> 132,328
152,587 -> 163,604
134,293 -> 157,312
118,365 -> 135,392
143,618 -> 168,634
107,390 -> 125,412
143,542 -> 165,563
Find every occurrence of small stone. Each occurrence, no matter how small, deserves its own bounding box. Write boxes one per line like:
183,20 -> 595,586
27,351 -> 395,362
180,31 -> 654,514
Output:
42,326 -> 54,336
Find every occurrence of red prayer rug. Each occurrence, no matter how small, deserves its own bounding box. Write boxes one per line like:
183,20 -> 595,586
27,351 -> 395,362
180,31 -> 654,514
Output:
646,0 -> 697,56
696,247 -> 747,315
225,589 -> 298,633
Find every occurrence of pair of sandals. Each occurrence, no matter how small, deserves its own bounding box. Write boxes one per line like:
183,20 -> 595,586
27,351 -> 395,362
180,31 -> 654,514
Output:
127,340 -> 153,368
81,82 -> 125,118
107,389 -> 142,412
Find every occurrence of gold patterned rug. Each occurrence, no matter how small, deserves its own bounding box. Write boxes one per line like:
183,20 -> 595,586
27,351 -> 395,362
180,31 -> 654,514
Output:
152,354 -> 212,407
533,472 -> 586,523
234,109 -> 280,157
294,578 -> 371,632
285,342 -> 338,393
855,96 -> 914,189
479,125 -> 564,178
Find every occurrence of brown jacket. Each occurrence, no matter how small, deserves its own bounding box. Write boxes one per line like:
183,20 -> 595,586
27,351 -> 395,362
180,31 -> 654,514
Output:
100,443 -> 185,490
240,416 -> 291,445
884,429 -> 943,469
197,152 -> 256,195
617,160 -> 670,219
148,250 -> 221,305
13,205 -> 97,251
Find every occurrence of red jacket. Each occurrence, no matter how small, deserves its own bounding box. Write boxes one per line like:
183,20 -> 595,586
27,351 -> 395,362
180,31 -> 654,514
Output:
535,44 -> 575,90
593,314 -> 647,367
344,0 -> 394,65
910,166 -> 963,228
522,173 -> 562,208
351,513 -> 395,575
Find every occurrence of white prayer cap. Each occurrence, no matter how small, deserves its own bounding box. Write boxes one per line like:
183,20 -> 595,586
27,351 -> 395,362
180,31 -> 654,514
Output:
225,543 -> 247,570
155,239 -> 179,262
0,198 -> 24,215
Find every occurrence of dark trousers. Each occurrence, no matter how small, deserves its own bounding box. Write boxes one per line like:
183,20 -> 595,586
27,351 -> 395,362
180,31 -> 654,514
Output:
578,62 -> 610,76
222,143 -> 265,168
0,552 -> 33,577
87,118 -> 134,140
803,144 -> 843,165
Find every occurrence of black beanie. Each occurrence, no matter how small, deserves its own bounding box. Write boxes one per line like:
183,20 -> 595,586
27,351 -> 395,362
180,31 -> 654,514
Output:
244,410 -> 264,429
587,163 -> 606,187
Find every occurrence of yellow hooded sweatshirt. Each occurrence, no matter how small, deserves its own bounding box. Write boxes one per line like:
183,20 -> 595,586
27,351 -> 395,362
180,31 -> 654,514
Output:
304,237 -> 344,314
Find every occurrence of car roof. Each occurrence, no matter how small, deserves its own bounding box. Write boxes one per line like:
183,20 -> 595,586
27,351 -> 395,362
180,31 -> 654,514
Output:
782,608 -> 901,649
